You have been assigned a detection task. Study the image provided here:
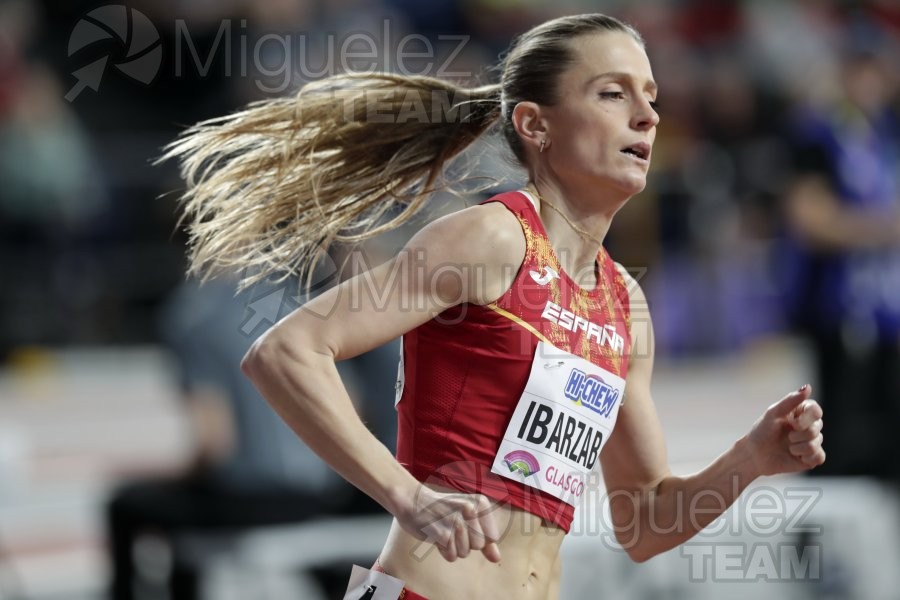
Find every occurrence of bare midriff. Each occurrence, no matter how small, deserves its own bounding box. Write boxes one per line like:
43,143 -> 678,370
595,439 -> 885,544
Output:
378,485 -> 566,600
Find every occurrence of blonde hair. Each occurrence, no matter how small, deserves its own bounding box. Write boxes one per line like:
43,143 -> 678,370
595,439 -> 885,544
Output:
162,14 -> 641,289
161,73 -> 500,288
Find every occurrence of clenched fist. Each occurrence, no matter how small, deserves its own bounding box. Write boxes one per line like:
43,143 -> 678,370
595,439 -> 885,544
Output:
746,384 -> 826,476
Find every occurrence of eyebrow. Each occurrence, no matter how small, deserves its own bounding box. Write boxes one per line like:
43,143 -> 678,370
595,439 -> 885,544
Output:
585,71 -> 658,94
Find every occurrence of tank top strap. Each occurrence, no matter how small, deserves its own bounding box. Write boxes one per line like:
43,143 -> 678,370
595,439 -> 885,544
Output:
479,189 -> 538,216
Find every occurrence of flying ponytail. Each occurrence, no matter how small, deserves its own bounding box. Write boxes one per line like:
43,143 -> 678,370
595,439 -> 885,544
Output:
161,72 -> 501,289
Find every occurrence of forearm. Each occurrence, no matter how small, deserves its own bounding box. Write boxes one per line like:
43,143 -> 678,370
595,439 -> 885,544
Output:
242,334 -> 417,515
612,436 -> 761,562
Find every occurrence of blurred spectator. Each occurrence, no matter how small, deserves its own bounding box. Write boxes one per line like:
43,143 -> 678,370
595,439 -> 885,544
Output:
782,46 -> 900,481
106,276 -> 395,600
0,60 -> 110,353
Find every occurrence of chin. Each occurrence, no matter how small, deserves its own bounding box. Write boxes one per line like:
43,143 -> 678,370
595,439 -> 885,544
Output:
578,167 -> 647,198
613,176 -> 647,197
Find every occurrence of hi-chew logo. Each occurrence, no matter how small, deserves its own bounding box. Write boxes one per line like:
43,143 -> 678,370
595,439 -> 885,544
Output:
564,369 -> 619,418
66,5 -> 162,101
503,450 -> 540,477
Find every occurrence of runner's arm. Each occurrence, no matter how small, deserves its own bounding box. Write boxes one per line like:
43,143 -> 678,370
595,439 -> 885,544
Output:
599,272 -> 822,562
241,202 -> 523,561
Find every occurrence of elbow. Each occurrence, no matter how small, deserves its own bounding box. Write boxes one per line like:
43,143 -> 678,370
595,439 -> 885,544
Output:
624,543 -> 657,564
241,331 -> 283,381
241,329 -> 327,383
609,503 -> 652,563
240,342 -> 260,379
610,510 -> 664,563
608,479 -> 674,563
615,533 -> 656,564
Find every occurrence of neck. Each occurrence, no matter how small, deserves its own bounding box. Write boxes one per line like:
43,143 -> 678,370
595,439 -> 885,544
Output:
527,178 -> 620,279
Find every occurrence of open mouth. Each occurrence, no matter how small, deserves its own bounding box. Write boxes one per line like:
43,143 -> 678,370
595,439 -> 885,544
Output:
621,143 -> 650,161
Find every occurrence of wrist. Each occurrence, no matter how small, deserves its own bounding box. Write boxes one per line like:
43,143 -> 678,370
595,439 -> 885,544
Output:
733,435 -> 765,481
381,472 -> 421,518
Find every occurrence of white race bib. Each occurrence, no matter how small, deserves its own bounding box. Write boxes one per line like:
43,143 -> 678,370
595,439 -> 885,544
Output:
491,341 -> 625,506
343,565 -> 405,600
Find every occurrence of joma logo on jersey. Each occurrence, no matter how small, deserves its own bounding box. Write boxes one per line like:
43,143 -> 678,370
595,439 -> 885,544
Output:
540,301 -> 625,355
564,369 -> 619,417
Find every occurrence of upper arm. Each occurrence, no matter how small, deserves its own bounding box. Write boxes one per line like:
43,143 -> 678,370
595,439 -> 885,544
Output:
599,268 -> 670,494
250,201 -> 525,362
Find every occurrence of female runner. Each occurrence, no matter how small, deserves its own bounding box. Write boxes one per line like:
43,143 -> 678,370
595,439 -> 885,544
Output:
164,13 -> 825,600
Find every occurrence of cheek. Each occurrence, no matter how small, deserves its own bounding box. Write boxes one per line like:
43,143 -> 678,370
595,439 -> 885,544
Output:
556,137 -> 600,165
565,115 -> 615,152
553,105 -> 601,138
550,111 -> 618,165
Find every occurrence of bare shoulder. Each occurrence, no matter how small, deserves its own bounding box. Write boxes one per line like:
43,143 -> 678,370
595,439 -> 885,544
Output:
410,201 -> 524,262
409,201 -> 526,304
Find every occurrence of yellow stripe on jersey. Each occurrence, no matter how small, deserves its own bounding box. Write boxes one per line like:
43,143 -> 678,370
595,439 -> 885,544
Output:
485,303 -> 554,346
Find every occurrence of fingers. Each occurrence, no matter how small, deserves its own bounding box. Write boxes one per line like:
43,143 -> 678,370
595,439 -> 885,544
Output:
461,495 -> 503,563
474,494 -> 502,563
749,386 -> 826,475
432,509 -> 467,562
795,442 -> 826,467
789,432 -> 823,457
437,522 -> 458,562
806,447 -> 826,467
463,499 -> 487,553
478,495 -> 499,538
790,400 -> 823,431
454,513 -> 470,558
482,541 -> 502,563
788,421 -> 826,467
786,396 -> 825,468
432,494 -> 502,563
769,384 -> 813,417
788,418 -> 823,443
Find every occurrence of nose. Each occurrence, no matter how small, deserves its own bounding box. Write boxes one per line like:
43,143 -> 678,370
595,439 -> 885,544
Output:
632,98 -> 659,130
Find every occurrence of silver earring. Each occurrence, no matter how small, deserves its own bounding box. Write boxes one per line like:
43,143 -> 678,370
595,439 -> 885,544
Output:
540,139 -> 546,153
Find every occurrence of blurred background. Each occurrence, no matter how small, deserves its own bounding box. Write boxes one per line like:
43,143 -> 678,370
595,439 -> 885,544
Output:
1,0 -> 899,598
